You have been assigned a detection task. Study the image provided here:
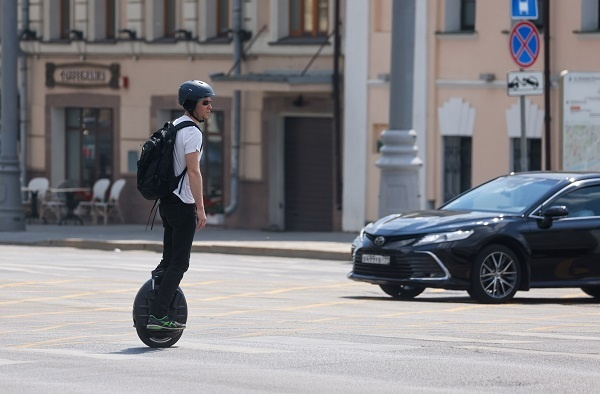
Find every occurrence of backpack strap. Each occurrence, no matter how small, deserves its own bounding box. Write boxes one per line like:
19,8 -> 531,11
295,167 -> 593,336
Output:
172,120 -> 198,132
146,199 -> 160,231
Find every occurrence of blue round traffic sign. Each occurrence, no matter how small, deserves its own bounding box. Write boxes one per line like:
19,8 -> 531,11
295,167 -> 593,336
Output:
509,21 -> 540,68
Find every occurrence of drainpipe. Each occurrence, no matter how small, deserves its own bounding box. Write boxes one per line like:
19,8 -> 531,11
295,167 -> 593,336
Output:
333,0 -> 341,210
20,0 -> 29,190
225,0 -> 242,216
543,0 -> 551,170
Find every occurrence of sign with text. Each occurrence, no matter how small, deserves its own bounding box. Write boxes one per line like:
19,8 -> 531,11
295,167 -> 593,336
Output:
561,71 -> 600,171
46,62 -> 120,89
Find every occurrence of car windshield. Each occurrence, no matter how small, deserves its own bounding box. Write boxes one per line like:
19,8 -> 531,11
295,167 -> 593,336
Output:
441,176 -> 562,214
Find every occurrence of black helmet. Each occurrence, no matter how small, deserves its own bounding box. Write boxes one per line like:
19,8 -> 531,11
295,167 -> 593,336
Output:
178,80 -> 215,112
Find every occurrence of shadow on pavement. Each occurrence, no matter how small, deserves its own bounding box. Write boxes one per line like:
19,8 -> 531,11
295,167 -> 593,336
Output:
341,294 -> 598,305
111,347 -> 167,355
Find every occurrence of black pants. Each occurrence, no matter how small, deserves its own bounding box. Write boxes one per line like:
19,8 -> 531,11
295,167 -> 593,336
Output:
150,193 -> 197,317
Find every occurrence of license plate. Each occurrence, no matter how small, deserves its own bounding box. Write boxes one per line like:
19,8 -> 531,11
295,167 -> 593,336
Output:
361,254 -> 390,265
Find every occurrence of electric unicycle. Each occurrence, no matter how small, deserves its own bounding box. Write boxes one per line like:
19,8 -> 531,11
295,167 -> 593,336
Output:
132,277 -> 188,348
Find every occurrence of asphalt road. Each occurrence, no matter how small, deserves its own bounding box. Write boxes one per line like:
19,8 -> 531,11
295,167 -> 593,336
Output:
2,245 -> 600,393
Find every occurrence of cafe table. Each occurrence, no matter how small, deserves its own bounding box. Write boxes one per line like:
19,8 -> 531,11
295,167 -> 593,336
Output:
48,187 -> 92,225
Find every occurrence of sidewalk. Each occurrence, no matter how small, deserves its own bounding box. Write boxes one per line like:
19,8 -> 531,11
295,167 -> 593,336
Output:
0,224 -> 356,261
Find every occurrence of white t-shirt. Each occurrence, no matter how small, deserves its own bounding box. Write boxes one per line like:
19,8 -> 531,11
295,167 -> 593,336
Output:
172,115 -> 203,204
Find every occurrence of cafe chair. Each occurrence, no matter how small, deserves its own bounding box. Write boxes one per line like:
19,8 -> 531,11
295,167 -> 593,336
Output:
78,178 -> 111,224
93,178 -> 126,225
22,177 -> 49,222
41,179 -> 71,223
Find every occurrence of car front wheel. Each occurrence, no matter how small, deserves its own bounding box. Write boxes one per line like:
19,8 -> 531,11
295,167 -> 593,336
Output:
468,245 -> 521,304
379,284 -> 425,300
581,286 -> 600,299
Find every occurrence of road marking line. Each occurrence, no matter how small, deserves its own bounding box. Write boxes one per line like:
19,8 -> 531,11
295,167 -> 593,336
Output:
528,324 -> 598,331
2,307 -> 123,319
237,336 -> 417,352
30,321 -> 97,332
277,300 -> 368,311
202,299 -> 367,317
0,288 -> 137,305
11,333 -> 136,349
305,317 -> 340,323
263,283 -> 360,294
458,345 -> 600,360
378,304 -> 487,318
194,283 -> 360,302
0,358 -> 32,366
0,279 -> 77,289
236,328 -> 311,338
378,334 -> 531,344
181,342 -> 288,354
494,331 -> 600,341
478,311 -> 600,323
16,348 -> 146,360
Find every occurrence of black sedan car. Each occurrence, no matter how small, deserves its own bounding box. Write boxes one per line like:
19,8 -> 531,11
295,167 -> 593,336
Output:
349,172 -> 600,303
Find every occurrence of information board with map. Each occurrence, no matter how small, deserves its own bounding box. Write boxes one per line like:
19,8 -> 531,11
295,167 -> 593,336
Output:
561,71 -> 600,171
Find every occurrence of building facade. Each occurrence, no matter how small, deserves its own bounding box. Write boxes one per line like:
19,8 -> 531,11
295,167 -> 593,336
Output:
5,0 -> 600,232
346,0 -> 600,228
10,0 -> 346,230
426,0 -> 600,209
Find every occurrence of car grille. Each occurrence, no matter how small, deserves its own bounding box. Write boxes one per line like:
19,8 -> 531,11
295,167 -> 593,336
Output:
365,233 -> 417,246
353,249 -> 446,280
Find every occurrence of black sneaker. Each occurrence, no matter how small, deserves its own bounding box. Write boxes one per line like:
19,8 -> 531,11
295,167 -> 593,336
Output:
147,315 -> 186,331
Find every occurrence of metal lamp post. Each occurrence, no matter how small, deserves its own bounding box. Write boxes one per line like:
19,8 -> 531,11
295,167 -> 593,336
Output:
0,0 -> 26,231
376,0 -> 422,218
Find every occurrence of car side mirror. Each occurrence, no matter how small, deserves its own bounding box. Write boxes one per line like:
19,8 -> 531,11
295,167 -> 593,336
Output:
538,205 -> 568,229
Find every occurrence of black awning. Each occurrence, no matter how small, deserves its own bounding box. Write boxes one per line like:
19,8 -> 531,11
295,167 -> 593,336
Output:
209,71 -> 334,92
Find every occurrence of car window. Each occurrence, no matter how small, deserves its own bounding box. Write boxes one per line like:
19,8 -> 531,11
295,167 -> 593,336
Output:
442,176 -> 561,214
551,185 -> 600,218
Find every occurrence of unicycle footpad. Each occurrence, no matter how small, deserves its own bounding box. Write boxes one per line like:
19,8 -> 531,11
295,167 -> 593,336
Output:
132,279 -> 188,348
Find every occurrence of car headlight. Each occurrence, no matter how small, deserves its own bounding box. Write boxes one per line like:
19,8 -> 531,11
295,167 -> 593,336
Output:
357,224 -> 373,242
414,230 -> 474,246
359,228 -> 368,242
352,228 -> 367,255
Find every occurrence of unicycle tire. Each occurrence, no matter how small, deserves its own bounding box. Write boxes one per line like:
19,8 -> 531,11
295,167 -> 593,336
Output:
132,279 -> 188,348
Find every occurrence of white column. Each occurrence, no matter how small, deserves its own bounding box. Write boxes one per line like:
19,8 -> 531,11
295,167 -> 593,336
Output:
414,0 -> 428,209
341,0 -> 369,232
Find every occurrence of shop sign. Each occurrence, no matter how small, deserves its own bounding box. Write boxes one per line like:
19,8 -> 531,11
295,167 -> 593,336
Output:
46,62 -> 120,89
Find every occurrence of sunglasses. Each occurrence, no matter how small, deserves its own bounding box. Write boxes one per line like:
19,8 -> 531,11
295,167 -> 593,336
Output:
201,100 -> 212,106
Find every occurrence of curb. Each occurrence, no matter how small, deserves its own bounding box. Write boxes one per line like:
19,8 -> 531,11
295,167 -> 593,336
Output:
1,239 -> 351,261
192,244 -> 350,261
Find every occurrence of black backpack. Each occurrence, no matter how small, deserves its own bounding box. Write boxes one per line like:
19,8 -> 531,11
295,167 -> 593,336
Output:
137,120 -> 199,201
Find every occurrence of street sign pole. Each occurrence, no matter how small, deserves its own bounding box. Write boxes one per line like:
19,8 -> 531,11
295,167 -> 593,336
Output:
520,73 -> 528,171
509,19 -> 540,172
507,70 -> 544,172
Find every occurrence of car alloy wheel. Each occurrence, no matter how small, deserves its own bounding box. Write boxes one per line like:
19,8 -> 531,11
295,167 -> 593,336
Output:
379,284 -> 425,300
468,245 -> 521,304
